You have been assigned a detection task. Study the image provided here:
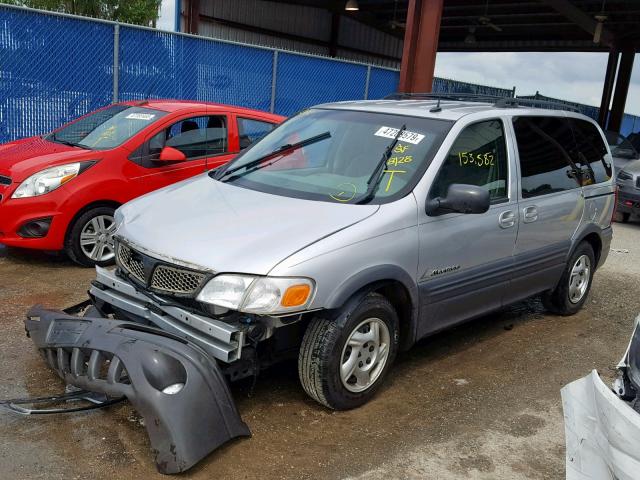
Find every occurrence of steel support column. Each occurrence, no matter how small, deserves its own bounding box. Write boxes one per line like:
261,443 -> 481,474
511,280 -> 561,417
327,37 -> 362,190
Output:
185,0 -> 200,35
329,12 -> 340,57
598,51 -> 619,128
609,50 -> 635,133
399,0 -> 444,93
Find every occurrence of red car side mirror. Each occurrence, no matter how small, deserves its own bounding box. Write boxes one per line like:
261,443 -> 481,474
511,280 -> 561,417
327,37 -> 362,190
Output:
158,146 -> 186,162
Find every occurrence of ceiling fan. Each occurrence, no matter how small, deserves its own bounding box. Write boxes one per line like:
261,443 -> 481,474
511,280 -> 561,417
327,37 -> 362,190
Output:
476,0 -> 503,32
389,0 -> 405,29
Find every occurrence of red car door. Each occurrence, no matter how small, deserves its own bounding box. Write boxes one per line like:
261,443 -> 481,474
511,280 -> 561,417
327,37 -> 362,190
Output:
125,113 -> 236,197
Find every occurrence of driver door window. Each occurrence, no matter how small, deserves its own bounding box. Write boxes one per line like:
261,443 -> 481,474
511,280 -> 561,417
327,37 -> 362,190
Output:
430,119 -> 508,203
147,115 -> 228,161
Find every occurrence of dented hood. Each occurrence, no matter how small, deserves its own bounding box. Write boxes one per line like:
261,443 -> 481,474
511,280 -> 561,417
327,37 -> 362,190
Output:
116,174 -> 379,275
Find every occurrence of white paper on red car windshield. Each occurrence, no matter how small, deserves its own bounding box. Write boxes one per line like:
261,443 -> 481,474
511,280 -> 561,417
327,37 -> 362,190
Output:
374,126 -> 425,145
126,113 -> 156,121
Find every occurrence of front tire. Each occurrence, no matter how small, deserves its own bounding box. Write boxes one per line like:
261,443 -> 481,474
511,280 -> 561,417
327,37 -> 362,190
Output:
298,293 -> 399,410
542,242 -> 595,316
65,206 -> 117,267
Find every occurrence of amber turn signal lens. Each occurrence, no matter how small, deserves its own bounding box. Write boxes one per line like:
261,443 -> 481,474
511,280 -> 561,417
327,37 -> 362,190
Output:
281,284 -> 311,307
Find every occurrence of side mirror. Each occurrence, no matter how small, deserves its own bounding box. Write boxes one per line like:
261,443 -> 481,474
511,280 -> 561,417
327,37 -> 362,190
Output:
426,184 -> 491,216
157,146 -> 186,162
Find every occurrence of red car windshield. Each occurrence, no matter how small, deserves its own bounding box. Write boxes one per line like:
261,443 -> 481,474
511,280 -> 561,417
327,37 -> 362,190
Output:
46,105 -> 167,150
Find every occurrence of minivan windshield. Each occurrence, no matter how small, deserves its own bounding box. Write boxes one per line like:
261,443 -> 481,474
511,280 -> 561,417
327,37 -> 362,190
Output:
217,108 -> 452,204
46,105 -> 166,150
605,131 -> 639,159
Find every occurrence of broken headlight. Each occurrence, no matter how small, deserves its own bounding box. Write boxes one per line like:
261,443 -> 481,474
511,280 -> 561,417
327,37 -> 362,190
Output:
196,274 -> 315,315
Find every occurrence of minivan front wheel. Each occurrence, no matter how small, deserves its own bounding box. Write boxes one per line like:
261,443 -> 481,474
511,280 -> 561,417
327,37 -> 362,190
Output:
298,293 -> 399,410
542,242 -> 595,315
65,206 -> 116,267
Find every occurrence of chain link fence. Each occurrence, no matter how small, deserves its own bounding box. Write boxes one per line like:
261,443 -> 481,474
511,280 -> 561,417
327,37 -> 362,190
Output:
3,3 -> 636,143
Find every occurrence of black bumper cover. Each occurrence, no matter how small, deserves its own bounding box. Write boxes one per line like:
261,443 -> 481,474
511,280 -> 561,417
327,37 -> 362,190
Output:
24,306 -> 250,474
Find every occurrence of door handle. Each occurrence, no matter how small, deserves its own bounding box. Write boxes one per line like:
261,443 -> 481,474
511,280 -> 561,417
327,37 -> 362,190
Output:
498,210 -> 516,229
523,206 -> 538,223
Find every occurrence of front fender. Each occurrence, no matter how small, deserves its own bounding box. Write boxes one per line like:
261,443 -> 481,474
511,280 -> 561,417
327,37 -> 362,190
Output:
323,264 -> 419,348
324,264 -> 418,309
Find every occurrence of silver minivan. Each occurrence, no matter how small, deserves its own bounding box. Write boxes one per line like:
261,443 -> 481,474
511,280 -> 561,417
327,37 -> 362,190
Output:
82,95 -> 613,409
25,96 -> 615,471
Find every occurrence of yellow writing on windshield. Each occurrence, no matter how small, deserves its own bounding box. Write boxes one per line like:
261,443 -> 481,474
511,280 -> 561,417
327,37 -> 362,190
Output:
91,125 -> 116,147
330,182 -> 358,202
383,170 -> 406,192
393,144 -> 410,154
387,155 -> 413,167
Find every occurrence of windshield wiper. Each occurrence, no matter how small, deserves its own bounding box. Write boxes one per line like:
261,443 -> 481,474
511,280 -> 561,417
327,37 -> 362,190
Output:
216,131 -> 331,182
47,133 -> 91,150
356,124 -> 406,205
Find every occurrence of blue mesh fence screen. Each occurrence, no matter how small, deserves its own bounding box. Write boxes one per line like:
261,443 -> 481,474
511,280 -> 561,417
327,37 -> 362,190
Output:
274,52 -> 368,116
1,4 -> 639,143
620,114 -> 638,137
0,6 -> 113,142
367,68 -> 399,99
433,77 -> 515,97
119,26 -> 274,110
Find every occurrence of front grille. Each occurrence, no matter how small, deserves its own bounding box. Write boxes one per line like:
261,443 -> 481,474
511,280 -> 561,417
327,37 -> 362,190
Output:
117,243 -> 145,282
151,264 -> 206,295
0,175 -> 10,186
116,242 -> 207,297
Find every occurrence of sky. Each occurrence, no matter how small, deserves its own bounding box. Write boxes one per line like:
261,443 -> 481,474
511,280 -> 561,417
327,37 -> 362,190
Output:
157,0 -> 176,31
435,52 -> 640,115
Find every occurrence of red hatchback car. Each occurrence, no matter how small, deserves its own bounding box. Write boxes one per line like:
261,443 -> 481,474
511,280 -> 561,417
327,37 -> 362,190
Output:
0,100 -> 284,266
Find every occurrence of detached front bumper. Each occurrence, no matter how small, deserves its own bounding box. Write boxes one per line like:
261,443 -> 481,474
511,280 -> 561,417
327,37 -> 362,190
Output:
561,370 -> 640,480
24,306 -> 250,474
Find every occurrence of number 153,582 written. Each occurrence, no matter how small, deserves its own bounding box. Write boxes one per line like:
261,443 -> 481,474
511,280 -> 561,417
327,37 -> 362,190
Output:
458,152 -> 495,166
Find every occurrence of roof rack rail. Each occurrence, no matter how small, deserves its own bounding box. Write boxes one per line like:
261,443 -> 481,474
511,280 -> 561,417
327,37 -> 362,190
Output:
383,92 -> 581,113
385,92 -> 502,102
496,97 -> 581,112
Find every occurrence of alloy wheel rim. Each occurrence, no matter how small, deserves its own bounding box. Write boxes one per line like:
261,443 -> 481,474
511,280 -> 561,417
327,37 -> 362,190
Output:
79,214 -> 116,262
568,254 -> 591,304
340,317 -> 391,393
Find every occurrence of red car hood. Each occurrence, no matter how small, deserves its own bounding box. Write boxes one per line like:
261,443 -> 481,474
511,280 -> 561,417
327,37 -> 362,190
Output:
0,136 -> 98,181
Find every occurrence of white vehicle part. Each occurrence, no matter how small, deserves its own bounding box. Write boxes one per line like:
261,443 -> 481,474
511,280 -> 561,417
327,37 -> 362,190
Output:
561,370 -> 640,480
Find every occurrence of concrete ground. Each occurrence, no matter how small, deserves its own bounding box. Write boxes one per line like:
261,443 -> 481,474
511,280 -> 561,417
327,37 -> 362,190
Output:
1,221 -> 639,480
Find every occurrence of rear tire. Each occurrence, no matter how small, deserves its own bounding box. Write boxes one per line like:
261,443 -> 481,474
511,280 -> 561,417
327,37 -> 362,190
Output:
542,242 -> 595,316
65,206 -> 116,267
620,212 -> 631,223
298,292 -> 399,410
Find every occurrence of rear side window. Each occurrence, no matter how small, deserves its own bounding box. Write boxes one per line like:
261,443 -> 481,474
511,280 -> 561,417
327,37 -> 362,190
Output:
513,116 -> 581,198
568,118 -> 612,184
238,118 -> 276,149
430,119 -> 508,202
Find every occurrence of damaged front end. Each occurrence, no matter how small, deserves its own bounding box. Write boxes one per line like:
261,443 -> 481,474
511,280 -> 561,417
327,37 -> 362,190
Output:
23,306 -> 250,474
561,315 -> 640,480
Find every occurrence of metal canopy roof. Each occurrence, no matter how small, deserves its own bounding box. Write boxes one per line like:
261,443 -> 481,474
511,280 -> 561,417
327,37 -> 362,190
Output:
274,0 -> 640,53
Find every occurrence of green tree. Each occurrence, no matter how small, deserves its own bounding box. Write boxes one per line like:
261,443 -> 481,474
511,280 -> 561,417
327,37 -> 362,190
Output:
2,0 -> 162,26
